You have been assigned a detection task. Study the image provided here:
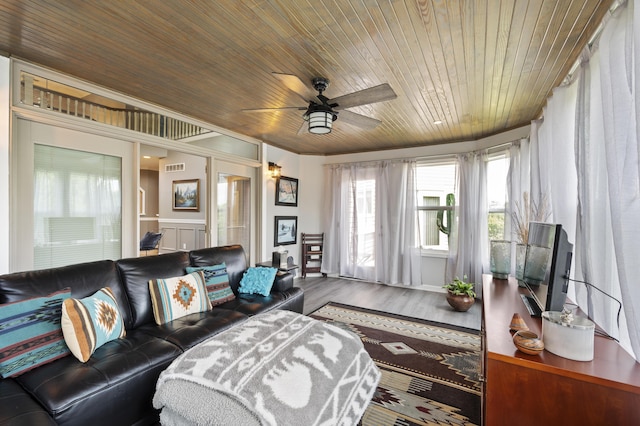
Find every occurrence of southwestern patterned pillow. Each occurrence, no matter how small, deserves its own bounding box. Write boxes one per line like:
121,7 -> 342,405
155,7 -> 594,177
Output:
149,271 -> 212,325
61,287 -> 126,363
185,263 -> 236,306
0,288 -> 72,378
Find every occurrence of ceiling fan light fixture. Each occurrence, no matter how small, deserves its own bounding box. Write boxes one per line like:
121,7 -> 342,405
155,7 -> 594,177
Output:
309,110 -> 334,134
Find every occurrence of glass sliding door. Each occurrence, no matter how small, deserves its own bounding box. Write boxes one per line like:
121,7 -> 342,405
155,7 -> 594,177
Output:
217,174 -> 251,250
13,119 -> 134,272
215,160 -> 255,263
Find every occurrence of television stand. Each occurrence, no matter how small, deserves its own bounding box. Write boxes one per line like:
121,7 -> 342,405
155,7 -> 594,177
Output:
482,275 -> 640,425
520,294 -> 542,317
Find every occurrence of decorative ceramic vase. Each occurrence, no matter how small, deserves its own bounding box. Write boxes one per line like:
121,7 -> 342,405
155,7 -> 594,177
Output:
513,330 -> 544,355
509,313 -> 529,332
446,292 -> 475,312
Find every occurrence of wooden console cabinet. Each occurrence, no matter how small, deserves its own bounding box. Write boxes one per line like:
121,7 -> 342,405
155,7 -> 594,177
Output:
482,275 -> 640,425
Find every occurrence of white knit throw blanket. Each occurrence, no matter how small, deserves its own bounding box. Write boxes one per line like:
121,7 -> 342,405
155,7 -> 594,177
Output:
153,310 -> 380,426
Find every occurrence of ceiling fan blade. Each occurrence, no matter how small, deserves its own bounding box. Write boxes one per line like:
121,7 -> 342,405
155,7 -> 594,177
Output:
242,106 -> 306,113
331,83 -> 397,110
338,110 -> 382,130
272,72 -> 316,103
296,119 -> 308,135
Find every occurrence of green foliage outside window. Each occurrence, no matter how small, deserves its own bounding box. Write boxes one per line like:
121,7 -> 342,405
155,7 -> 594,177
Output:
488,212 -> 505,240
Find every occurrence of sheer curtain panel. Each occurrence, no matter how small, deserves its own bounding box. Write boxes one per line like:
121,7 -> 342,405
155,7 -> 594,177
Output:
445,151 -> 489,285
322,160 -> 421,286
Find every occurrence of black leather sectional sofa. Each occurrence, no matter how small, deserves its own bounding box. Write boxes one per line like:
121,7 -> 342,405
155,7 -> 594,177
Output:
0,245 -> 304,426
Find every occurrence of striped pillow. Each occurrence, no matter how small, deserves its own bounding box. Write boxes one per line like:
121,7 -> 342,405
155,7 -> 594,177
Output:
149,271 -> 212,325
185,263 -> 236,306
0,289 -> 72,378
61,287 -> 126,362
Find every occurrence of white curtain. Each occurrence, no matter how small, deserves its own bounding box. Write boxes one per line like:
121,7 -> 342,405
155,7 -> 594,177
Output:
505,137 -> 531,274
445,151 -> 489,285
526,0 -> 639,361
597,0 -> 640,360
322,160 -> 421,286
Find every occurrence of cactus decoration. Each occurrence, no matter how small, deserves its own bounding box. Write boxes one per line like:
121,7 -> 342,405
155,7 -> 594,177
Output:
437,193 -> 455,237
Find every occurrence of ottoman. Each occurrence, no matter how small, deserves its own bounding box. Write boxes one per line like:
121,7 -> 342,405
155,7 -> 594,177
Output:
153,310 -> 380,426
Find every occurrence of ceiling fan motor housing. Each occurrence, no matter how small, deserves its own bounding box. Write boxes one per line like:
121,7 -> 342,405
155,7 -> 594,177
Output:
312,77 -> 330,93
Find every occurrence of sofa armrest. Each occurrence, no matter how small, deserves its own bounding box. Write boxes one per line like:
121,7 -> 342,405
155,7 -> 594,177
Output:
272,272 -> 294,293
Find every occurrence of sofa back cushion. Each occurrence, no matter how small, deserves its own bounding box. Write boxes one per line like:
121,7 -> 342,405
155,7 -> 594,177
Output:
0,260 -> 131,325
116,251 -> 190,329
189,245 -> 248,293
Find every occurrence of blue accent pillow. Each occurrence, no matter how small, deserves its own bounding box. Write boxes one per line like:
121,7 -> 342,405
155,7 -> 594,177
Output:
238,267 -> 277,296
186,263 -> 236,306
0,288 -> 72,378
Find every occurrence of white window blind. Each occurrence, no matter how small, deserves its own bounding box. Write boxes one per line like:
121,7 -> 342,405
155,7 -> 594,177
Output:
33,144 -> 122,268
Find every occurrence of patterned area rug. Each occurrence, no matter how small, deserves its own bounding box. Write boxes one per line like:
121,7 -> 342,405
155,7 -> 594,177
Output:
310,302 -> 482,426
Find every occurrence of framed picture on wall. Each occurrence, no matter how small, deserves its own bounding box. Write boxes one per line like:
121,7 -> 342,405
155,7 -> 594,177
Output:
172,179 -> 199,211
274,216 -> 297,245
275,176 -> 298,206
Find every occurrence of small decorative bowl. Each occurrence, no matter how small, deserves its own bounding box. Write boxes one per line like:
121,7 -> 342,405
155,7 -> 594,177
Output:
513,330 -> 544,355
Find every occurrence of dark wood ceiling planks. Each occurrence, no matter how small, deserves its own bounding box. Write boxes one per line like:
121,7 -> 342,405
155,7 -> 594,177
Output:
0,0 -> 614,155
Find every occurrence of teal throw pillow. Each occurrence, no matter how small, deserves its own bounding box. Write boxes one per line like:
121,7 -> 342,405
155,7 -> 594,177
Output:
186,263 -> 236,306
238,267 -> 277,296
0,288 -> 72,378
61,287 -> 126,362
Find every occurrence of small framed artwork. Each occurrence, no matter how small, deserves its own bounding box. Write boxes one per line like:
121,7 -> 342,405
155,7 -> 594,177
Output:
275,176 -> 298,207
274,216 -> 297,246
172,179 -> 200,211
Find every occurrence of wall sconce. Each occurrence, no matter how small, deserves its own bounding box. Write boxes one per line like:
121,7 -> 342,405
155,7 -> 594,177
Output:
268,162 -> 282,178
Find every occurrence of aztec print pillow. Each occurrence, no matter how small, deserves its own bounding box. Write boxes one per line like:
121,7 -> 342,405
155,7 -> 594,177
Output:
61,287 -> 126,363
238,267 -> 277,296
149,271 -> 212,325
185,263 -> 236,306
0,288 -> 72,378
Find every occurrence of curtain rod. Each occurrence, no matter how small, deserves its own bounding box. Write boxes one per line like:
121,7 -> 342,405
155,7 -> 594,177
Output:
324,140 -> 519,167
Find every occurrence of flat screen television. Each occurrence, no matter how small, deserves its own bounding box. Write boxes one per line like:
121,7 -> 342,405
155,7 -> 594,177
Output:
520,222 -> 573,317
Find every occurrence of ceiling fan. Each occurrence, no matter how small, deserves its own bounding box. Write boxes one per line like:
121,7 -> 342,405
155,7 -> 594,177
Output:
243,72 -> 397,134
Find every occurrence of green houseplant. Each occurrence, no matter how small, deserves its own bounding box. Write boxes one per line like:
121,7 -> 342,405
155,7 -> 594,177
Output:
443,276 -> 476,312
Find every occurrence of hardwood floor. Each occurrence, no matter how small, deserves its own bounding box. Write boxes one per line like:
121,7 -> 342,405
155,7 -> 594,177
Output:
296,275 -> 481,330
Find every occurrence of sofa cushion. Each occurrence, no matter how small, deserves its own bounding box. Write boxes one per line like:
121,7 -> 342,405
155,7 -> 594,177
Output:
0,260 -> 131,326
116,251 -> 191,329
149,271 -> 212,325
61,287 -> 126,362
189,245 -> 248,292
185,263 -> 236,306
14,329 -> 182,426
238,267 -> 277,296
0,289 -> 71,378
136,308 -> 248,351
0,379 -> 57,425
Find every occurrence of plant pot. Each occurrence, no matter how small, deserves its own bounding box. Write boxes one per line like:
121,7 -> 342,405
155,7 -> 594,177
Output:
446,291 -> 475,312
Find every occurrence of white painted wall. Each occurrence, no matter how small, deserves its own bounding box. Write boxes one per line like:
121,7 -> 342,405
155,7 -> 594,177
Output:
0,56 -> 8,274
263,145 -> 302,263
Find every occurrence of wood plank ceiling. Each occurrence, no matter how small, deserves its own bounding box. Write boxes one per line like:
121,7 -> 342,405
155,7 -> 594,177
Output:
0,0 -> 614,155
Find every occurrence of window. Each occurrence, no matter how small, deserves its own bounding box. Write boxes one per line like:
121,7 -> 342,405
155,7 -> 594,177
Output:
349,178 -> 376,267
487,154 -> 509,240
416,161 -> 457,250
417,153 -> 509,252
34,144 -> 122,269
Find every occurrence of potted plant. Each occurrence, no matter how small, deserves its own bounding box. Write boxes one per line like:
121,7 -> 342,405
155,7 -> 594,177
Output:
443,276 -> 476,312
